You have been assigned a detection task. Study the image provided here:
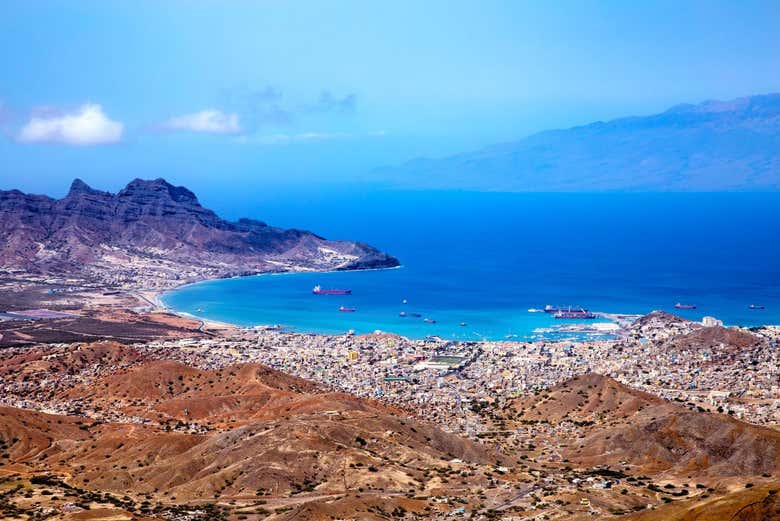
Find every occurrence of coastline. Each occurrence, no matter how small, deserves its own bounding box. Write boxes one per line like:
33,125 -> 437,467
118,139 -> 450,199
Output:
141,268 -> 774,344
152,267 -> 638,342
142,264 -> 406,335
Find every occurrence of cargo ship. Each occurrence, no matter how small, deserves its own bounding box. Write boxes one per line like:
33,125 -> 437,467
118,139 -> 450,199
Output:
553,307 -> 596,319
339,306 -> 356,312
313,285 -> 352,295
748,304 -> 765,310
543,304 -> 560,313
674,303 -> 696,310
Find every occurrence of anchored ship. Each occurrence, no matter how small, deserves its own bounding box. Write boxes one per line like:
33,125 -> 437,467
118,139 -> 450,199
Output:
748,304 -> 765,310
339,306 -> 356,312
553,307 -> 596,319
674,303 -> 696,310
312,285 -> 352,295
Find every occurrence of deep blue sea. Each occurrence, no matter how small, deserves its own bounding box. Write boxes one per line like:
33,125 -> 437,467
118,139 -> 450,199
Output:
162,192 -> 780,341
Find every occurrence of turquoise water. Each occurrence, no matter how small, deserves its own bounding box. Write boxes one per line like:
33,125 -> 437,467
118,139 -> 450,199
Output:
163,192 -> 780,340
162,269 -> 613,341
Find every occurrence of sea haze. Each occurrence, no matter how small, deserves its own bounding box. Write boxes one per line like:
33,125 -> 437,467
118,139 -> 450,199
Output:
163,191 -> 780,340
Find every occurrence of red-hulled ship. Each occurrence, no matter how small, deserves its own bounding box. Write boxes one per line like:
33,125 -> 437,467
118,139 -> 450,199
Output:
312,285 -> 352,295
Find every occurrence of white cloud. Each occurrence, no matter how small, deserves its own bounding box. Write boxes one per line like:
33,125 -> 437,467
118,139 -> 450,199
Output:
18,104 -> 123,145
163,109 -> 241,134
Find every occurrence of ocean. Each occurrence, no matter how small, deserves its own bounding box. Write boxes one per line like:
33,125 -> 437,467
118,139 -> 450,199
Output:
162,191 -> 780,341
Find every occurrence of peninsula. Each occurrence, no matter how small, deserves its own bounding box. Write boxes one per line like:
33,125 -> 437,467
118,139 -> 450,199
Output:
0,178 -> 399,288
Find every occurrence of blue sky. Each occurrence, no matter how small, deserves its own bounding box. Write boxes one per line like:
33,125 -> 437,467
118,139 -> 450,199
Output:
1,0 -> 780,208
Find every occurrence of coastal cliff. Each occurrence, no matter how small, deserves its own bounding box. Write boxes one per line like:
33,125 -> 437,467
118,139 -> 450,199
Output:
0,178 -> 399,287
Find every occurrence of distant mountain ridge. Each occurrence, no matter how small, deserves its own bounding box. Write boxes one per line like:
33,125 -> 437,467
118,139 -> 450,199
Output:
0,178 -> 399,286
378,93 -> 780,190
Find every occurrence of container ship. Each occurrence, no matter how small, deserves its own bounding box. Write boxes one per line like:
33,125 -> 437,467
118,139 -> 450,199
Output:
313,285 -> 352,295
553,307 -> 596,319
674,303 -> 696,310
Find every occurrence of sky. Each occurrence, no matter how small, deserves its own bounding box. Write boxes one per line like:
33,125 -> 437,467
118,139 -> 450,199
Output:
1,0 -> 780,212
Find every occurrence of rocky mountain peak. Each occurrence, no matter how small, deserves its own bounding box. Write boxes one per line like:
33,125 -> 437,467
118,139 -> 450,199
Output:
67,178 -> 107,197
118,178 -> 200,206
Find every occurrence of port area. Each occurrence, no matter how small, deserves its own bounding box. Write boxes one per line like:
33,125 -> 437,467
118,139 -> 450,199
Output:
533,312 -> 641,341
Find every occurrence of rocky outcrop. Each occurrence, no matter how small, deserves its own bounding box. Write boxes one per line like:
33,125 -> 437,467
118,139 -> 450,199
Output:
0,178 -> 399,286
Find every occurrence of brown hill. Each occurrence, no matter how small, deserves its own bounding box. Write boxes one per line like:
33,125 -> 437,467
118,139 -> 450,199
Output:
2,360 -> 492,504
0,341 -> 144,381
62,406 -> 486,501
0,178 -> 398,285
513,372 -> 663,424
62,361 -> 328,426
633,310 -> 691,329
0,406 -> 90,467
625,483 -> 780,521
669,325 -> 763,351
511,373 -> 780,478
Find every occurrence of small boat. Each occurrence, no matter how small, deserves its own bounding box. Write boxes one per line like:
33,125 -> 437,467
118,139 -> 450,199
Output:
339,306 -> 356,313
674,303 -> 697,310
543,305 -> 560,313
423,317 -> 436,323
459,322 -> 467,327
399,311 -> 407,317
313,285 -> 352,295
748,304 -> 765,310
409,312 -> 422,318
528,308 -> 543,313
402,299 -> 408,305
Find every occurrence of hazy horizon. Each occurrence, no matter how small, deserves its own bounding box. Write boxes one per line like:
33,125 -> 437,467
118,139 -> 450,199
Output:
2,0 -> 780,199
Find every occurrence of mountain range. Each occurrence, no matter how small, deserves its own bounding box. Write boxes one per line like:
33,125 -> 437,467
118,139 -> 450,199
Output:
0,178 -> 399,287
378,93 -> 780,191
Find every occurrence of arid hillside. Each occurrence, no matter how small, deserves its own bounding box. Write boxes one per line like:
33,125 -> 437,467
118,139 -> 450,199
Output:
2,341 -> 779,520
509,373 -> 780,477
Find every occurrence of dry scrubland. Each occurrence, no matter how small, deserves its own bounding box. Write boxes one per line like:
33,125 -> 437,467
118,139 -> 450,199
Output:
0,315 -> 778,520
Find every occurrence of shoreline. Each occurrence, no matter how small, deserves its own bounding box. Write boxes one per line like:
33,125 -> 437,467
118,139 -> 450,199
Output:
140,265 -> 406,336
156,262 -> 405,304
135,268 -> 776,344
149,272 -> 632,342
